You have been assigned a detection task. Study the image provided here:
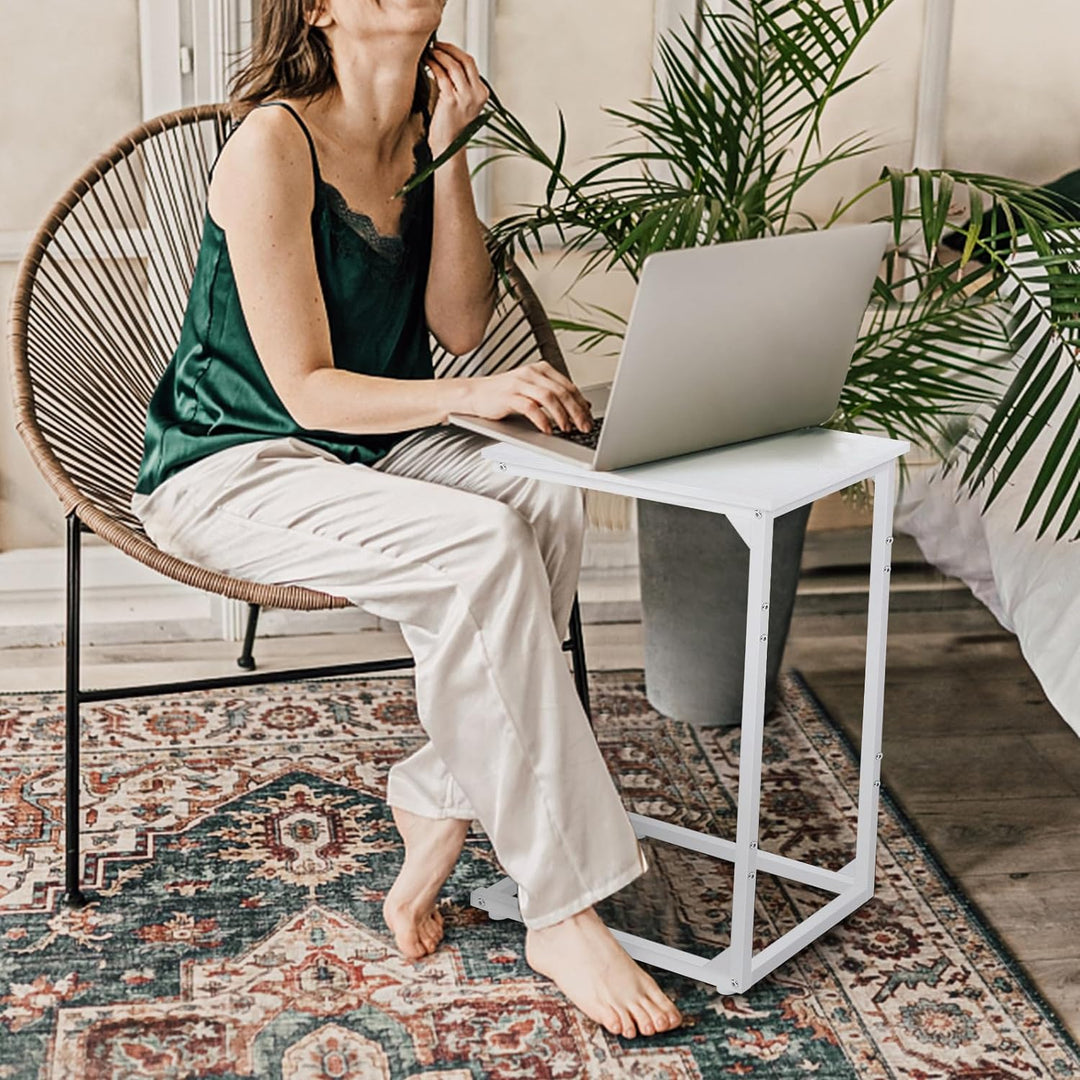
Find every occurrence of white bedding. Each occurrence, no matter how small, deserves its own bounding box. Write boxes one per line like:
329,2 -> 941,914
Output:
889,285 -> 1080,734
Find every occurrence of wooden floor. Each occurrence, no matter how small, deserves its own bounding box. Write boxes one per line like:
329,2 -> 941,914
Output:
0,547 -> 1077,1039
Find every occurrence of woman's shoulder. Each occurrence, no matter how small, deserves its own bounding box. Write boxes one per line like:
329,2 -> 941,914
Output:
208,102 -> 316,228
222,101 -> 315,174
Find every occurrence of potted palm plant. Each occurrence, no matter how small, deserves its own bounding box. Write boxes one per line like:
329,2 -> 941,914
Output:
404,0 -> 1080,727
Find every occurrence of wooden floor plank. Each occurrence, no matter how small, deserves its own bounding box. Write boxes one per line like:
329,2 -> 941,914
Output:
810,678 -> 1065,740
879,735 -> 1072,802
890,797 -> 1080,877
1025,732 -> 1080,797
957,871 -> 1080,963
784,628 -> 1035,680
1024,959 -> 1080,1029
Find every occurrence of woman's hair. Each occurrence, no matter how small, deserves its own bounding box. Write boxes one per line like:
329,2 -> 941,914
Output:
228,0 -> 433,118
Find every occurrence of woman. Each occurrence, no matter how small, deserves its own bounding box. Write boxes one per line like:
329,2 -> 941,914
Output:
130,0 -> 682,1040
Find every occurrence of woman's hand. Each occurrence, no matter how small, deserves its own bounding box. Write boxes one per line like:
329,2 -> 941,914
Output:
424,41 -> 490,160
462,361 -> 594,435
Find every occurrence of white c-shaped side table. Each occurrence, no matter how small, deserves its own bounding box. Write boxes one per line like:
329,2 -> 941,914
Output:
469,426 -> 911,995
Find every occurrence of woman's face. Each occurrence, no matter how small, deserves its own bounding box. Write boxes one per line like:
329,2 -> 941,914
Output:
311,0 -> 445,43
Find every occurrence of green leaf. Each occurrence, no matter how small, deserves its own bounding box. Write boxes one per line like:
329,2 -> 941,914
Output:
961,189 -> 984,268
1021,384 -> 1080,535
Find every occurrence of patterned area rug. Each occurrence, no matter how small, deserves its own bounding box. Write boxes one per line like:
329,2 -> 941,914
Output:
1,667 -> 1077,1079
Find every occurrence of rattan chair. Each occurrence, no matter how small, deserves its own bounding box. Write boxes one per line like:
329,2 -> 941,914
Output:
8,103 -> 592,910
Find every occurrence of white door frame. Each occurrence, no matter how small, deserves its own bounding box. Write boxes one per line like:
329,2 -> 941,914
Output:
462,0 -> 494,223
653,0 -> 702,95
139,0 -> 252,117
912,0 -> 955,172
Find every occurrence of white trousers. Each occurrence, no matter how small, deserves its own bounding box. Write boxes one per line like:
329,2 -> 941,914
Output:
130,427 -> 647,929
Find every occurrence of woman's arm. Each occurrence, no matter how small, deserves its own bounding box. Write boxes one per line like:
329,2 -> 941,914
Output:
423,41 -> 497,356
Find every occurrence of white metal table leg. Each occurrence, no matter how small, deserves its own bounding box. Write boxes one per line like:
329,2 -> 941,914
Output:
853,459 -> 898,890
723,510 -> 774,993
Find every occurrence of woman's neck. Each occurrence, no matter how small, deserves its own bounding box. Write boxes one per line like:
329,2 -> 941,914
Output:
305,33 -> 427,166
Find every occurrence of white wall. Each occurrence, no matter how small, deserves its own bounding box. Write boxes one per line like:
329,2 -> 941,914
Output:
945,0 -> 1080,183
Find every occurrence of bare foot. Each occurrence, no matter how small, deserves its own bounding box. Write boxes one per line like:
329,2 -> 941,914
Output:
383,805 -> 471,959
526,907 -> 683,1038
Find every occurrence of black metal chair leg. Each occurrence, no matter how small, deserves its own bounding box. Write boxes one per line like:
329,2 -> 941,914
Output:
568,592 -> 592,724
64,511 -> 87,908
237,603 -> 260,670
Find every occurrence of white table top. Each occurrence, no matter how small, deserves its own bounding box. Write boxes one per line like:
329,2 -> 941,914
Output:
480,427 -> 911,516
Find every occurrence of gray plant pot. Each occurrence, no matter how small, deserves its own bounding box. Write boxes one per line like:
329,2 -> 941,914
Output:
636,498 -> 813,728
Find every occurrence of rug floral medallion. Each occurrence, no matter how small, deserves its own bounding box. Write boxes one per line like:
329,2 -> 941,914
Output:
1,668 -> 1077,1079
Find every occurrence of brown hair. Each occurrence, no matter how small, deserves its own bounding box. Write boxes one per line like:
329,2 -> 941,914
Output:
228,0 -> 432,119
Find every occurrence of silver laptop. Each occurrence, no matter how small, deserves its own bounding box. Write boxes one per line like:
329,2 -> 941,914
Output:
447,222 -> 891,471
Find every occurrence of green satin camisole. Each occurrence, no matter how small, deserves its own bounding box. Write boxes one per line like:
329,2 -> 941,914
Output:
133,100 -> 435,497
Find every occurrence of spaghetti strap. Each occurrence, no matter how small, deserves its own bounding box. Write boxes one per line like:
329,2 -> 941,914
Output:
257,100 -> 322,183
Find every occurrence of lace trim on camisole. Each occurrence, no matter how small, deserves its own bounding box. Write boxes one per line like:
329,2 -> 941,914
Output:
322,181 -> 408,261
321,134 -> 430,262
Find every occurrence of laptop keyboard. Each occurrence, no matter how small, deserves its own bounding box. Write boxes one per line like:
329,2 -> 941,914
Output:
551,415 -> 605,451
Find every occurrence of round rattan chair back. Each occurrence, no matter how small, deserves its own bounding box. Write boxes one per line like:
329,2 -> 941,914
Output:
8,104 -> 568,611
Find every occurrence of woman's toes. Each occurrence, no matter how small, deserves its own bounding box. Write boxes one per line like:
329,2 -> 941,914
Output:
635,997 -> 669,1032
647,1005 -> 671,1033
630,998 -> 659,1036
598,1006 -> 623,1037
646,986 -> 681,1029
614,1006 -> 637,1039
